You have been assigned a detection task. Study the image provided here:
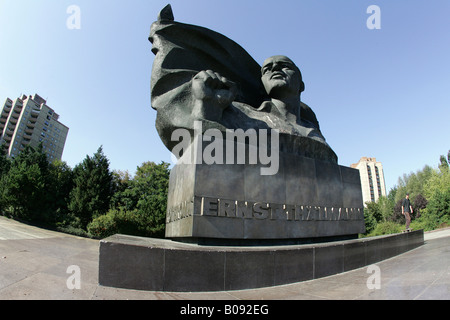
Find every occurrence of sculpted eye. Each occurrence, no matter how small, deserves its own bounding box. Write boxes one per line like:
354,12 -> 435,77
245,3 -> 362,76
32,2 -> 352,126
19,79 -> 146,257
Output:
262,64 -> 272,74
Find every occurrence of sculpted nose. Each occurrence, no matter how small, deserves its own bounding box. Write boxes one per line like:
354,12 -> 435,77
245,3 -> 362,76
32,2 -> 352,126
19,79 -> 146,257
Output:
271,62 -> 282,71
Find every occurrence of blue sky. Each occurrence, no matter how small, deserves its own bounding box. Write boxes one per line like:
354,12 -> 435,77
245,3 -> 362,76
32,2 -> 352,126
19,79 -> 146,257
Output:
1,0 -> 449,193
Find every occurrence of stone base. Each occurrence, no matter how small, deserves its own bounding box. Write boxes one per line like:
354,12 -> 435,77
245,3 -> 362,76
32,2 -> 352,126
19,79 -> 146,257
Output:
99,230 -> 424,292
166,138 -> 365,241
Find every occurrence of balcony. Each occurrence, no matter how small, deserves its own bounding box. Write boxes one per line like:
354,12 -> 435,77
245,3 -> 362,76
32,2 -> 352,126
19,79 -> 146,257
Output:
13,104 -> 22,113
7,123 -> 16,132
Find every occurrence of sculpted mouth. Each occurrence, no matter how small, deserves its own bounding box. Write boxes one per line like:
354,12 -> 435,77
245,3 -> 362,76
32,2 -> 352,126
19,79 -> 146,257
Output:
271,73 -> 285,80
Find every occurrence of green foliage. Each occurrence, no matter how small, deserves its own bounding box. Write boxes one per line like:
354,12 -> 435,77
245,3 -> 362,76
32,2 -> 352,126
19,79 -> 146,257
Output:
363,207 -> 377,234
417,153 -> 450,230
0,143 -> 170,239
366,221 -> 403,237
87,208 -> 121,239
363,196 -> 395,228
394,165 -> 434,204
68,146 -> 113,229
365,201 -> 382,223
132,161 -> 170,237
87,208 -> 147,239
0,143 -> 10,177
1,145 -> 53,222
361,150 -> 450,236
89,161 -> 170,239
0,144 -> 11,213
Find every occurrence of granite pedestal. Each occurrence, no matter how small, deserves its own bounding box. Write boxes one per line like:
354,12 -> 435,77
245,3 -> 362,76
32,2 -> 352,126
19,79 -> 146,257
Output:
165,135 -> 365,243
98,230 -> 424,292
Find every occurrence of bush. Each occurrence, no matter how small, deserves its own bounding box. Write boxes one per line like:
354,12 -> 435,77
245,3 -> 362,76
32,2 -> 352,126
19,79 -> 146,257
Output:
366,221 -> 403,237
363,207 -> 377,235
409,218 -> 431,232
87,207 -> 163,239
87,209 -> 120,239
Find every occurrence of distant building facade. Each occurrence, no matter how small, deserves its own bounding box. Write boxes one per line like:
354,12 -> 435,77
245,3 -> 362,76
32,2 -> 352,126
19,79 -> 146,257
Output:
351,157 -> 387,205
0,94 -> 69,161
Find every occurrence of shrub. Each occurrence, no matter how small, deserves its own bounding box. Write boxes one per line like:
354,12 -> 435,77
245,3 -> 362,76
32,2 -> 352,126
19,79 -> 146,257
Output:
367,221 -> 403,237
87,210 -> 119,239
87,207 -> 163,239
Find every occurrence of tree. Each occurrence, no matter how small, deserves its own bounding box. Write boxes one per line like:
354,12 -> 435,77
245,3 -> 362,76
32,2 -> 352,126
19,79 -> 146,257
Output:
363,206 -> 377,235
2,144 -> 51,222
421,154 -> 450,229
48,160 -> 74,221
413,194 -> 428,219
394,165 -> 434,205
0,144 -> 11,214
68,146 -> 113,229
132,161 -> 170,237
0,144 -> 10,177
88,161 -> 170,238
378,196 -> 394,222
439,152 -> 449,173
392,199 -> 404,223
365,201 -> 382,222
110,169 -> 136,210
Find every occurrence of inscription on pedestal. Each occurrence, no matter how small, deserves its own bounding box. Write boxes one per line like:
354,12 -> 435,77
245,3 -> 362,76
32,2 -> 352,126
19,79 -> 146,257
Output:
167,196 -> 363,223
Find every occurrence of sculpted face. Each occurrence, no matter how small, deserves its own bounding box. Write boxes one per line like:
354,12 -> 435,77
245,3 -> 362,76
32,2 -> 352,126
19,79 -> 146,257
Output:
261,56 -> 304,99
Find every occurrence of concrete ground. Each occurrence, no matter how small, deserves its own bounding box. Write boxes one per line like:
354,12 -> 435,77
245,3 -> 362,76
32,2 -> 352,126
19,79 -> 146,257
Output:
0,215 -> 449,300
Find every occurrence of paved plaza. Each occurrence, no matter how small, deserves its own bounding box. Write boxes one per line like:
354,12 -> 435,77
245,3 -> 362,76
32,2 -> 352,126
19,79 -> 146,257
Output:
0,216 -> 449,300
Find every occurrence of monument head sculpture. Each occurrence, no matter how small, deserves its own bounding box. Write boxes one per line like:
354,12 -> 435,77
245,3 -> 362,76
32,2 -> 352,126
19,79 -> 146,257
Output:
149,4 -> 337,163
261,55 -> 305,99
147,4 -> 364,244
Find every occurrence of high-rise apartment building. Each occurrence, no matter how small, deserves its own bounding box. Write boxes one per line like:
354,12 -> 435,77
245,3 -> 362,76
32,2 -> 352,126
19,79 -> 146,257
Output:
0,94 -> 69,161
351,157 -> 387,205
